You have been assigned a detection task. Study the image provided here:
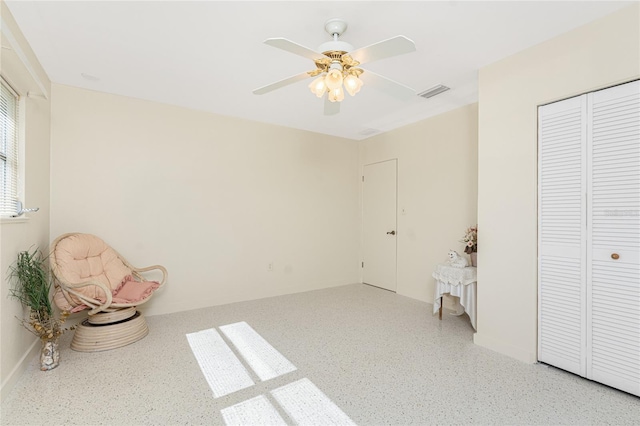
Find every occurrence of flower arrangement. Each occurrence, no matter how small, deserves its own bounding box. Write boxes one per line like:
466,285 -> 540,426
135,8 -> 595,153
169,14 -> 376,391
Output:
460,225 -> 477,254
8,249 -> 71,349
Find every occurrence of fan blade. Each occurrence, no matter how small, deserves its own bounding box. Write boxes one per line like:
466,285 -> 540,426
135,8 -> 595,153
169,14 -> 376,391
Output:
360,71 -> 416,101
253,72 -> 310,95
349,36 -> 416,65
264,38 -> 325,61
324,97 -> 340,116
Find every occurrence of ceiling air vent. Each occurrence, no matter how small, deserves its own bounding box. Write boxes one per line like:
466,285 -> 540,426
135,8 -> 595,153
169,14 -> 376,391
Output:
358,128 -> 380,136
417,84 -> 450,99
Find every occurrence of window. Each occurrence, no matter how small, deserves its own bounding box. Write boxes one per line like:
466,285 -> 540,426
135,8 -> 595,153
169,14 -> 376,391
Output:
0,78 -> 20,217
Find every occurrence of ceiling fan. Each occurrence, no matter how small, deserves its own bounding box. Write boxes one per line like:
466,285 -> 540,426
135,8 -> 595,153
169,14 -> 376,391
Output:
253,18 -> 417,116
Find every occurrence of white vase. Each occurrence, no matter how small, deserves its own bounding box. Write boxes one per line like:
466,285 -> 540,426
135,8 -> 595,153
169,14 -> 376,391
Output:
40,338 -> 60,371
470,252 -> 477,267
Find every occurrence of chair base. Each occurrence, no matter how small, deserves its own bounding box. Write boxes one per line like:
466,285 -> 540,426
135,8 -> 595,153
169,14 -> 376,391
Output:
71,308 -> 149,352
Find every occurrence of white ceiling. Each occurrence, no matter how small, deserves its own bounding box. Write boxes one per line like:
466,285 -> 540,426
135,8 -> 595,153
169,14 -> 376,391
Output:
5,1 -> 632,140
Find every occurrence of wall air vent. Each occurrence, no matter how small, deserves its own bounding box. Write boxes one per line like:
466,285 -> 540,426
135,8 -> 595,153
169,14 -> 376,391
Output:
417,84 -> 450,99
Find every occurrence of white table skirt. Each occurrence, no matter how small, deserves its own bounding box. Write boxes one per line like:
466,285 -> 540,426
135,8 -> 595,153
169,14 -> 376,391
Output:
432,264 -> 477,330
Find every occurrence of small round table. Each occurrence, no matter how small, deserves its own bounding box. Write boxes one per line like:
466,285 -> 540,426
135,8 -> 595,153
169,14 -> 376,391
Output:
432,264 -> 477,330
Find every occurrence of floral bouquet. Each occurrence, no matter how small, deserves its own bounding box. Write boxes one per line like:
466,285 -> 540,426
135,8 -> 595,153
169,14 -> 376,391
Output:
461,225 -> 477,254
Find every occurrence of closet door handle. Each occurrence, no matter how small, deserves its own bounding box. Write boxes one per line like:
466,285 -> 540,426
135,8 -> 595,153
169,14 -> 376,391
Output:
611,253 -> 620,260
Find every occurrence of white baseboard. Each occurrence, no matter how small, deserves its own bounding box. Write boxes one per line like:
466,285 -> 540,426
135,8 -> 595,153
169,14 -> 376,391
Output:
0,338 -> 39,403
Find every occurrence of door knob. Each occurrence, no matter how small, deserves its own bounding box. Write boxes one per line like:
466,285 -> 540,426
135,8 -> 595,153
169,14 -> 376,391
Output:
611,253 -> 620,260
387,230 -> 396,235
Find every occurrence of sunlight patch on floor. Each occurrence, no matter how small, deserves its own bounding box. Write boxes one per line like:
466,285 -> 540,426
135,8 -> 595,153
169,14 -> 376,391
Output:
220,321 -> 297,381
221,395 -> 287,426
185,328 -> 254,398
187,322 -> 355,425
272,378 -> 356,426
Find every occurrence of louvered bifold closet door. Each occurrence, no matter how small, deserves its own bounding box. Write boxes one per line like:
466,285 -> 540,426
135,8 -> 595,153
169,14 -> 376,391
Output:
538,95 -> 587,377
587,80 -> 640,397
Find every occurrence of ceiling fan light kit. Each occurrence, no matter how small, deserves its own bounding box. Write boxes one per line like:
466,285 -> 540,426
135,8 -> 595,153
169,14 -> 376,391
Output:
308,53 -> 364,102
253,18 -> 417,115
306,21 -> 365,103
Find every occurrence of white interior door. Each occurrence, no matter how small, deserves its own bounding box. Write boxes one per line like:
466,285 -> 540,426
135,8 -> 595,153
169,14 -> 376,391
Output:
362,159 -> 397,291
586,80 -> 640,396
538,94 -> 588,377
538,80 -> 640,397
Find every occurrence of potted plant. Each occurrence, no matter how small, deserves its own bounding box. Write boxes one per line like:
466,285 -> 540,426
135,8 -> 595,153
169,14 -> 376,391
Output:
8,248 -> 70,371
461,225 -> 478,267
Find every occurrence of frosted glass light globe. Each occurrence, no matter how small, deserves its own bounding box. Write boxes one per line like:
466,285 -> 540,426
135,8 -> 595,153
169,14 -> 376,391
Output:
328,86 -> 345,102
325,69 -> 344,91
344,74 -> 363,96
308,76 -> 327,98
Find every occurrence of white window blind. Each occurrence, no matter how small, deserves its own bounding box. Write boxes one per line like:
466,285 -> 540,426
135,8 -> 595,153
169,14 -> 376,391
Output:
0,78 -> 19,217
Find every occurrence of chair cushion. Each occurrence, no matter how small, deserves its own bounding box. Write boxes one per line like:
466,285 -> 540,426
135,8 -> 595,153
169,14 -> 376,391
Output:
54,275 -> 160,312
53,234 -> 132,307
112,276 -> 160,304
53,285 -> 74,312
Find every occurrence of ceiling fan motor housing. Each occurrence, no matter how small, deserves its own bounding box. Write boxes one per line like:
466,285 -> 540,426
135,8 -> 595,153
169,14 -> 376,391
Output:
318,41 -> 354,55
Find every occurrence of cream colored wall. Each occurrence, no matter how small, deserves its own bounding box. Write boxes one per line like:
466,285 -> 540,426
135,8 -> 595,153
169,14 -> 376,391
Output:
0,1 -> 51,401
359,104 -> 478,304
475,5 -> 640,363
50,84 -> 360,316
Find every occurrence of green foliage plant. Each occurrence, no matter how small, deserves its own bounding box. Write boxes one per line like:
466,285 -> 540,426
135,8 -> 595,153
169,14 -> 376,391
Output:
8,248 -> 70,340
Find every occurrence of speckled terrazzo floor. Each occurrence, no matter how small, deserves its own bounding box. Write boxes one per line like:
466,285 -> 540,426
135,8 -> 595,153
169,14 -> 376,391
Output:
2,283 -> 639,425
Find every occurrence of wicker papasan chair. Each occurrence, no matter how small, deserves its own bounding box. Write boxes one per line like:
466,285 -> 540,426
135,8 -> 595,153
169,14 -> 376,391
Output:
51,233 -> 167,352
